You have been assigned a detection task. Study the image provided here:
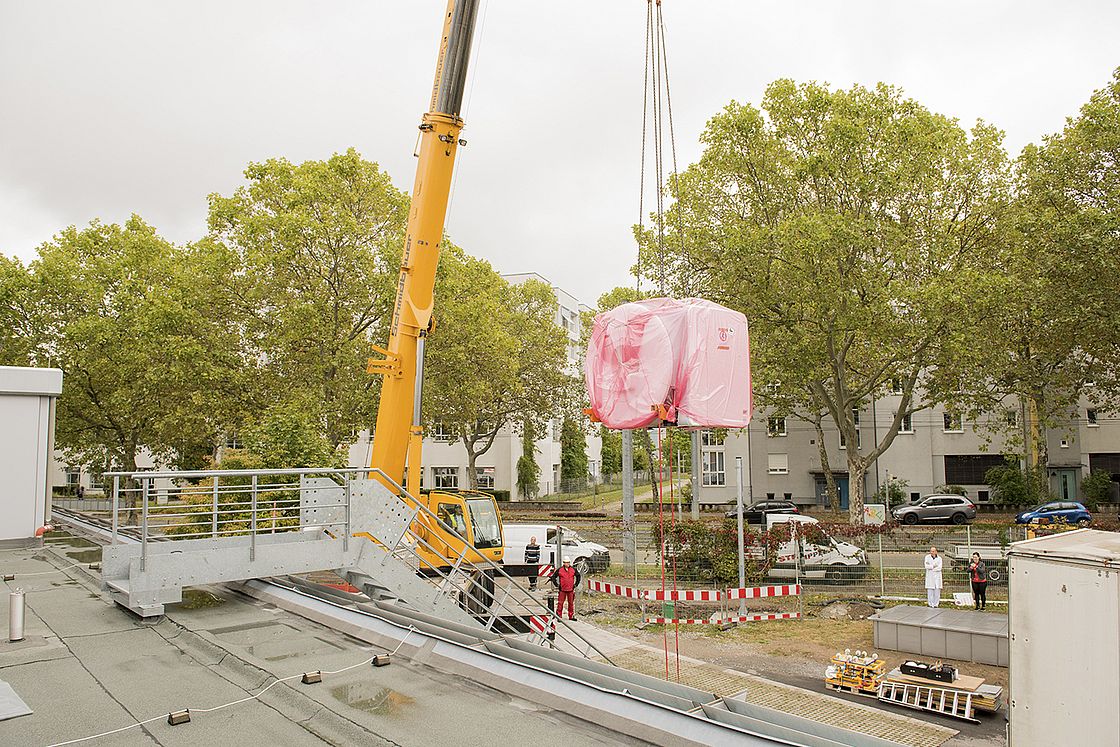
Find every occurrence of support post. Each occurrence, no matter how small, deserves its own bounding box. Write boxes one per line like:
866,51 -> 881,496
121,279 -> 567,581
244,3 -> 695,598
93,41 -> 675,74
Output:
111,475 -> 119,544
140,478 -> 149,572
622,429 -> 635,576
690,430 -> 701,520
250,474 -> 258,562
212,477 -> 219,538
735,456 -> 746,615
878,531 -> 885,597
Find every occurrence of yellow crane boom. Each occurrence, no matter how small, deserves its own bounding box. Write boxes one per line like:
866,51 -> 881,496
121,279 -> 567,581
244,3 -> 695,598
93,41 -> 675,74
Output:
368,0 -> 477,495
366,0 -> 503,574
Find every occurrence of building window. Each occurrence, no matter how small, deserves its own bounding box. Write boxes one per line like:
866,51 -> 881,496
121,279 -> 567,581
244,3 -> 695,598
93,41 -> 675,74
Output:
1060,439 -> 1069,449
224,433 -> 241,449
766,492 -> 776,500
432,467 -> 459,489
767,417 -> 787,437
898,412 -> 913,434
852,408 -> 861,426
1087,409 -> 1098,426
910,492 -> 921,502
767,453 -> 789,475
701,430 -> 725,447
552,419 -> 562,442
944,454 -> 1006,484
475,466 -> 495,489
702,451 -> 726,486
64,467 -> 81,488
977,490 -> 990,502
432,421 -> 456,442
890,378 -> 904,395
1005,409 -> 1018,426
943,412 -> 963,432
839,428 -> 861,450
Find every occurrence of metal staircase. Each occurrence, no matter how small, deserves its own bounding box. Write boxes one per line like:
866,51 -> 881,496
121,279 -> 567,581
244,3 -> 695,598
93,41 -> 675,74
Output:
94,467 -> 608,659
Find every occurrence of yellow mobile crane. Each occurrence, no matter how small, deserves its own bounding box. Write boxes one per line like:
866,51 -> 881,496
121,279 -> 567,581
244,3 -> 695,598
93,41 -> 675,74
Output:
365,0 -> 504,573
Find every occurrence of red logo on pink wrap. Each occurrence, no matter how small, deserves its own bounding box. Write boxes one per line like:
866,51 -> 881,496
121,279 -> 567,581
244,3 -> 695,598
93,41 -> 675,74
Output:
717,327 -> 731,350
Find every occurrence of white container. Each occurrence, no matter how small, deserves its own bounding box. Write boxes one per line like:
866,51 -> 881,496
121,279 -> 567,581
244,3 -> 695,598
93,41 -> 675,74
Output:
1008,529 -> 1120,747
0,366 -> 63,544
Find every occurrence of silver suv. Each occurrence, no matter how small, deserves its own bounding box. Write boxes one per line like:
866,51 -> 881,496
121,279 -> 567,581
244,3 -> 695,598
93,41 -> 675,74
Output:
892,494 -> 977,525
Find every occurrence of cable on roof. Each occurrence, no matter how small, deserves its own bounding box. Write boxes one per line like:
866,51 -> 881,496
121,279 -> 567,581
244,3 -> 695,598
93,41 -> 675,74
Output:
44,628 -> 416,746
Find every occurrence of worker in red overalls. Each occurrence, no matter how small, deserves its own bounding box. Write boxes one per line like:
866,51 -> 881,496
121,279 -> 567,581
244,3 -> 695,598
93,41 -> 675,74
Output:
551,558 -> 581,621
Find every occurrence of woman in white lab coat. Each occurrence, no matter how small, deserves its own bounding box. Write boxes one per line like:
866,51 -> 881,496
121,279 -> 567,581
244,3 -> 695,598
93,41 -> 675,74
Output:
924,546 -> 943,607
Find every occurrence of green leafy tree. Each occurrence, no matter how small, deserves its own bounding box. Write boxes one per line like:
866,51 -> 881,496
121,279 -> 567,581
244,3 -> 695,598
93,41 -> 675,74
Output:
205,148 -> 408,448
0,255 -> 36,366
424,266 -> 568,489
559,417 -> 589,486
26,217 -> 236,482
241,402 -> 340,469
599,426 -> 622,479
966,69 -> 1120,485
639,80 -> 1011,523
516,419 -> 540,499
985,462 -> 1043,507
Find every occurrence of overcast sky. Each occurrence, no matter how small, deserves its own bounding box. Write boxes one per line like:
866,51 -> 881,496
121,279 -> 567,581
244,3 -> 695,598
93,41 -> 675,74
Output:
2,1 -> 1118,306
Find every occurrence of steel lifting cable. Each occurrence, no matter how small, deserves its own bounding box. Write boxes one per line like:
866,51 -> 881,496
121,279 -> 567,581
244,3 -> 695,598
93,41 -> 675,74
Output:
640,0 -> 684,682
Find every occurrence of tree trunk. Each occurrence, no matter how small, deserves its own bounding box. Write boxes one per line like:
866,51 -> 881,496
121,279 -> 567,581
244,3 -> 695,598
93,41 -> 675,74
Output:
812,421 -> 840,511
848,458 -> 867,525
464,438 -> 479,490
122,448 -> 140,526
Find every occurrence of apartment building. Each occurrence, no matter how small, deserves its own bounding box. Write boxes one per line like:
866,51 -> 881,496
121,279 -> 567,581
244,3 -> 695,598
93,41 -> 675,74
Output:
694,393 -> 1120,509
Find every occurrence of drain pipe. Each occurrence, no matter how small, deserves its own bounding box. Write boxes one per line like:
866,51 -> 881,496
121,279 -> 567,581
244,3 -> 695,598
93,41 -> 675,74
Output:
9,588 -> 25,642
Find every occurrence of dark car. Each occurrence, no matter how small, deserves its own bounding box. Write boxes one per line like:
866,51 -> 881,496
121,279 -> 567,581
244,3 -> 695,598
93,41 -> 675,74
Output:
1014,501 -> 1092,526
891,494 -> 977,525
725,500 -> 800,525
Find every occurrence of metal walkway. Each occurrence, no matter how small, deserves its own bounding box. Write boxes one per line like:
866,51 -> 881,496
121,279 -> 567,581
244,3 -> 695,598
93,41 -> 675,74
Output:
87,467 -> 608,660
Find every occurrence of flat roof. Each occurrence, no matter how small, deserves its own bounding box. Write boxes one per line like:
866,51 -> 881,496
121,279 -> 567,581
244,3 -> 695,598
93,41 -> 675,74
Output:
1008,528 -> 1120,565
0,366 -> 63,396
0,540 -> 634,746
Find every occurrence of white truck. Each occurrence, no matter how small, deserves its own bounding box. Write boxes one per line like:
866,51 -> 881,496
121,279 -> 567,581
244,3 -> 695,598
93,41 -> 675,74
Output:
760,514 -> 868,583
502,523 -> 611,577
1008,529 -> 1120,747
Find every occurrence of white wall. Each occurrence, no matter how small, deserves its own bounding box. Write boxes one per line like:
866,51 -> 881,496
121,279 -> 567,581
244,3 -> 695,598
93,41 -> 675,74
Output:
0,367 -> 62,543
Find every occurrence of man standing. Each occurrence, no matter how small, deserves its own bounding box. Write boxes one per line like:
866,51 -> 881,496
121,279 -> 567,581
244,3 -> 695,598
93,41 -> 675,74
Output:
924,546 -> 943,608
552,558 -> 581,621
526,536 -> 541,591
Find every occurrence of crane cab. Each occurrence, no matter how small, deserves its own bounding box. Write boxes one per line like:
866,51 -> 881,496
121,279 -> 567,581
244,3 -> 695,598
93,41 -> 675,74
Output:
410,490 -> 504,572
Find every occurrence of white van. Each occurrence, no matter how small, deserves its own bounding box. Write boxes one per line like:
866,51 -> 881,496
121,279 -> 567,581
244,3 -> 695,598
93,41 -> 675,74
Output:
761,514 -> 867,582
502,523 -> 611,577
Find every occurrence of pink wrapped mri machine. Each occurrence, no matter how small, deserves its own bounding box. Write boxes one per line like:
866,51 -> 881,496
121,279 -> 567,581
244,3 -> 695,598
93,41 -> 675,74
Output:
584,298 -> 752,430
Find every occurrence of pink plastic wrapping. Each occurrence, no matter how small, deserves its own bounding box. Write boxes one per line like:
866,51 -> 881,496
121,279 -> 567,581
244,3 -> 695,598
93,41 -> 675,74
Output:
584,298 -> 752,430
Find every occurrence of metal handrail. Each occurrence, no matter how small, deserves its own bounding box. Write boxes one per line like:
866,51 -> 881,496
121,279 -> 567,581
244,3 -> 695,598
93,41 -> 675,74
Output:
362,467 -> 613,663
107,465 -> 608,661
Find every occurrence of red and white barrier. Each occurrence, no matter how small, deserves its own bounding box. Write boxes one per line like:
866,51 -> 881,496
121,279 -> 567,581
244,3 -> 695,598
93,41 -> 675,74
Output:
585,580 -> 646,599
725,584 -> 801,600
644,612 -> 801,625
529,615 -> 555,635
537,564 -> 554,578
723,612 -> 801,623
646,588 -> 723,602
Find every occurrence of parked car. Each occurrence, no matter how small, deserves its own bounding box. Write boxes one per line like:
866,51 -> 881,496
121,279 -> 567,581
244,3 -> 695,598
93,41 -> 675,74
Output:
725,500 -> 800,525
891,494 -> 977,525
1014,501 -> 1092,526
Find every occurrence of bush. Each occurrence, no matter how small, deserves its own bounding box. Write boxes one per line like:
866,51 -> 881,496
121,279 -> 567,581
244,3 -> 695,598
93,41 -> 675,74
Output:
936,484 -> 969,497
873,478 -> 909,508
1080,470 -> 1114,510
985,463 -> 1036,507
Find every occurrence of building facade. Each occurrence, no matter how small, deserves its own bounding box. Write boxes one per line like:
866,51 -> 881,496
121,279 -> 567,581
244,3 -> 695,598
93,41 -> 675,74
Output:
693,393 -> 1120,509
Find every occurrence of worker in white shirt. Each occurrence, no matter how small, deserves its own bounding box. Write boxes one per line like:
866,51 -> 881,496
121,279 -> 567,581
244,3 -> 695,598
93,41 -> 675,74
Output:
924,546 -> 943,608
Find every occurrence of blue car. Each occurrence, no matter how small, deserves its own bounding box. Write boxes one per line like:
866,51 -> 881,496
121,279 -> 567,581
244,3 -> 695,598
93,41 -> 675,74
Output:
1014,501 -> 1092,526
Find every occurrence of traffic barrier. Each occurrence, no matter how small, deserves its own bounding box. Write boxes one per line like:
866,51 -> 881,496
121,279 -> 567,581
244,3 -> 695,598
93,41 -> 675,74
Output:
725,584 -> 801,600
723,612 -> 801,623
585,580 -> 646,599
646,588 -> 723,602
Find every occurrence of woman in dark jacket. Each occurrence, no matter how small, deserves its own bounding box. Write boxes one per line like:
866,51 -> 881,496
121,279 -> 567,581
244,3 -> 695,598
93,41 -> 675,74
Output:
968,552 -> 988,610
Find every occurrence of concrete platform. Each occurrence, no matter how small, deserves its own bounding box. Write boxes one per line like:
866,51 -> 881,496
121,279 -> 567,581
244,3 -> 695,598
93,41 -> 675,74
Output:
870,606 -> 1009,667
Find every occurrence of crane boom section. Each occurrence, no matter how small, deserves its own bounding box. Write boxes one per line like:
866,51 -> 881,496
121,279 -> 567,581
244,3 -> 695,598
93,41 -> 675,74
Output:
368,0 -> 479,491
